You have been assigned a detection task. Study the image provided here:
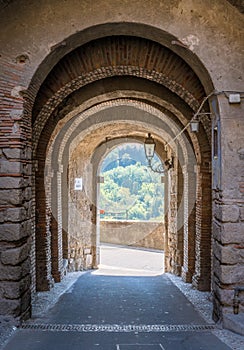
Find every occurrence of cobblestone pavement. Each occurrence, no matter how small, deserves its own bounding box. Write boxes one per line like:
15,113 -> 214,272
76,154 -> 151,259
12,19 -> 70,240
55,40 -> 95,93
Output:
0,245 -> 243,350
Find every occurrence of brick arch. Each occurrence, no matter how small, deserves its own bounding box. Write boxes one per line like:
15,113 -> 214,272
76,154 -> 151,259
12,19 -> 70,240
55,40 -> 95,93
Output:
43,77 -> 205,166
39,97 -> 193,288
64,105 -> 202,285
26,18 -> 217,114
33,67 -> 204,153
33,36 -> 205,119
0,0 -> 242,325
60,99 -> 191,163
38,90 -> 210,289
32,34 -> 212,295
32,35 -> 210,152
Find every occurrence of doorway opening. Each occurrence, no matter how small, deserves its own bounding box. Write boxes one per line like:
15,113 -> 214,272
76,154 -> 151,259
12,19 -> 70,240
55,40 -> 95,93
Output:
97,142 -> 165,276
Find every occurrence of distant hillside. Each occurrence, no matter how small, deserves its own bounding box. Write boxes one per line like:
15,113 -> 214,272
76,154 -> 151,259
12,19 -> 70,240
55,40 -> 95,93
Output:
100,143 -> 164,221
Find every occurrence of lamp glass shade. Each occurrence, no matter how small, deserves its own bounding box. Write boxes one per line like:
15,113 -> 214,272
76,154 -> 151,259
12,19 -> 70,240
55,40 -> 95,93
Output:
190,120 -> 199,132
144,134 -> 155,160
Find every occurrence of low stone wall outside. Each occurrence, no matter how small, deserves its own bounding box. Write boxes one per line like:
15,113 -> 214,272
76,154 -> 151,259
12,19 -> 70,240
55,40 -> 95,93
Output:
100,220 -> 165,250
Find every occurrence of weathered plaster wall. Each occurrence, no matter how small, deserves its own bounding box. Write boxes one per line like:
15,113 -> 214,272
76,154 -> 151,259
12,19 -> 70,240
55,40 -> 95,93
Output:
0,0 -> 243,92
0,0 -> 243,323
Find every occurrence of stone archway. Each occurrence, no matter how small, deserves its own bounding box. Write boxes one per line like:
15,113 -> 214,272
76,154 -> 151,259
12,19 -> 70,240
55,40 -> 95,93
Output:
3,1 -> 243,323
39,90 -> 210,291
32,36 -> 212,299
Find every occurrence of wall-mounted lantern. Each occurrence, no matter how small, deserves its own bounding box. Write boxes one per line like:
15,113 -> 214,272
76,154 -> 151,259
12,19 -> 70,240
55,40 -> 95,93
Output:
144,133 -> 174,173
190,119 -> 200,132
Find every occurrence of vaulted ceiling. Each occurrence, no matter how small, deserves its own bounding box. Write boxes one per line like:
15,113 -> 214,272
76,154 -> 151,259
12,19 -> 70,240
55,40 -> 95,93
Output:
0,1 -> 243,13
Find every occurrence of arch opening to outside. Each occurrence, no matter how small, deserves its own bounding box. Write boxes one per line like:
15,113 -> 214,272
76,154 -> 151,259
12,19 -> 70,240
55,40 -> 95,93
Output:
96,142 -> 165,276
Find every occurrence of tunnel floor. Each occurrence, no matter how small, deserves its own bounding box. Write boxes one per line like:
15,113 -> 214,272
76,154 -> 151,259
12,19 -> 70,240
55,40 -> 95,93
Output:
1,245 -> 241,350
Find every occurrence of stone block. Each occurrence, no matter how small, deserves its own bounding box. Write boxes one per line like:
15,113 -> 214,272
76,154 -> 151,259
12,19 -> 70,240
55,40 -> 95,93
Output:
223,223 -> 244,244
10,109 -> 23,120
213,240 -> 243,264
0,264 -> 22,280
25,147 -> 32,160
22,219 -> 32,233
23,200 -> 32,213
2,148 -> 21,159
214,203 -> 240,223
221,264 -> 244,284
86,254 -> 92,267
23,176 -> 32,187
21,258 -> 31,277
0,177 -> 23,189
84,248 -> 91,255
222,245 -> 243,264
213,285 -> 235,306
75,258 -> 83,271
213,223 -> 244,244
222,204 -> 240,222
0,189 -> 22,205
1,244 -> 29,265
5,207 -> 26,222
214,203 -> 223,221
0,298 -> 20,316
0,160 -> 22,174
0,222 -> 31,241
213,241 -> 221,262
1,275 -> 31,299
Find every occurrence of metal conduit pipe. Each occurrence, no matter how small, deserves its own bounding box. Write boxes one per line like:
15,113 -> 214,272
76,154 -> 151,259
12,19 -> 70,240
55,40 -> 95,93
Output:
233,286 -> 244,314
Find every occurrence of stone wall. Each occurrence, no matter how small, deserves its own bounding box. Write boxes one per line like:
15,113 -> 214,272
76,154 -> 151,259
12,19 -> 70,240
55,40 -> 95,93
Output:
100,220 -> 164,251
0,60 -> 32,320
212,96 -> 244,320
67,144 -> 96,272
0,0 -> 243,324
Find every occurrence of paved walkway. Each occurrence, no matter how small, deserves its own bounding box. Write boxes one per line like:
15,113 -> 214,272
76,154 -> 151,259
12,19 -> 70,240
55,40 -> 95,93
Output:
1,245 -> 243,350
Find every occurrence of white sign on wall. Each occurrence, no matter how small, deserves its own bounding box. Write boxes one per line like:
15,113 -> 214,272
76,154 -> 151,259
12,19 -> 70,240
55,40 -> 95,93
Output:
74,178 -> 83,190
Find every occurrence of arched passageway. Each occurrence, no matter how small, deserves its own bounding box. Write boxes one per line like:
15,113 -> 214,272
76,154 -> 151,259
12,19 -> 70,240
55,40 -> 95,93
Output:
0,1 -> 243,331
33,34 -> 212,300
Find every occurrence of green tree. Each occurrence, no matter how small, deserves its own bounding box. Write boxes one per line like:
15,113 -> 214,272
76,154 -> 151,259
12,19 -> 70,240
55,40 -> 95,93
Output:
100,144 -> 164,221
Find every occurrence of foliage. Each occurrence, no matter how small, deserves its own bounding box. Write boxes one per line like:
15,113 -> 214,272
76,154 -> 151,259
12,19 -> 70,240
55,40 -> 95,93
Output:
99,144 -> 164,221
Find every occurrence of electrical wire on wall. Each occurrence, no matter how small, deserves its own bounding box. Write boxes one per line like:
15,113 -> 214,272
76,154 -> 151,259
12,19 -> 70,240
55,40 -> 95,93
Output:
164,89 -> 244,151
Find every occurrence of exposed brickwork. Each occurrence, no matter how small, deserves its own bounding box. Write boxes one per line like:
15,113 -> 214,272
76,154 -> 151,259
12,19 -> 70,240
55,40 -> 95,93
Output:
192,166 -> 212,291
29,32 -> 211,293
33,65 -> 203,154
32,36 -> 205,121
35,117 -> 56,291
182,166 -> 196,283
0,56 -> 32,320
0,2 -> 242,327
32,36 -> 209,153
